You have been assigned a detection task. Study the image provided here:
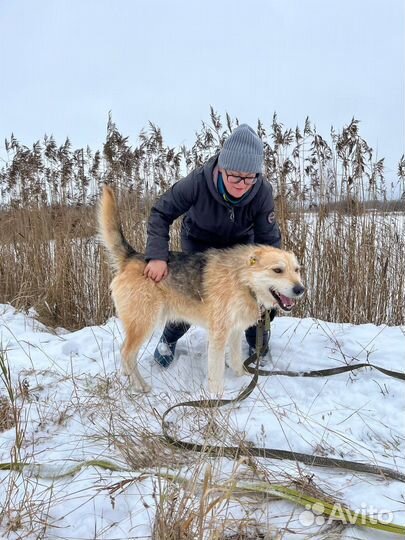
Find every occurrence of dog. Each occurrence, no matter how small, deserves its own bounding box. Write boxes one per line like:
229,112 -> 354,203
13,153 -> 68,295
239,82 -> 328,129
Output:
98,186 -> 304,394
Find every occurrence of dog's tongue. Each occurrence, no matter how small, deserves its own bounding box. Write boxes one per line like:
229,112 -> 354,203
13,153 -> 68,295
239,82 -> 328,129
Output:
279,294 -> 295,308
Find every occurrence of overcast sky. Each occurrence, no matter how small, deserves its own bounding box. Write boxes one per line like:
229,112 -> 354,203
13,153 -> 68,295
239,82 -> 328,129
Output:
1,0 -> 404,182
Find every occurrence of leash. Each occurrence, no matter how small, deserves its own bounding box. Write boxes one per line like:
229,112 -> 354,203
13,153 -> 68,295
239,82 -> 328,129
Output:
162,311 -> 405,483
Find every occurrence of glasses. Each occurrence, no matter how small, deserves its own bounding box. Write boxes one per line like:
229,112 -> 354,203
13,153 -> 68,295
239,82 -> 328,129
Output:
225,171 -> 258,186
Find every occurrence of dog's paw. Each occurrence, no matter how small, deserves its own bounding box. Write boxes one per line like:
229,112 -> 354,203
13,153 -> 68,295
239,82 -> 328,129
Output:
141,383 -> 152,393
132,378 -> 151,393
122,370 -> 151,393
233,365 -> 246,377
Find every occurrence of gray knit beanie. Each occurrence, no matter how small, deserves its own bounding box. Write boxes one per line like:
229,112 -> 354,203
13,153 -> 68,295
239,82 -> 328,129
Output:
218,124 -> 263,174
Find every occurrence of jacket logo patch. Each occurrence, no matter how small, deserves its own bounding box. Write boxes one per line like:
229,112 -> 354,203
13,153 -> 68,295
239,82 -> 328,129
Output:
267,211 -> 275,224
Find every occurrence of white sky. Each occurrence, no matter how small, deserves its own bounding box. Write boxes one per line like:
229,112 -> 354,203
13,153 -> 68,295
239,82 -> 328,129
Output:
1,0 -> 404,182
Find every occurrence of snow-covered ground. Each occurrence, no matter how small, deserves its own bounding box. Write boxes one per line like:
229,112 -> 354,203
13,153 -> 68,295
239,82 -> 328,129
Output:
0,304 -> 404,539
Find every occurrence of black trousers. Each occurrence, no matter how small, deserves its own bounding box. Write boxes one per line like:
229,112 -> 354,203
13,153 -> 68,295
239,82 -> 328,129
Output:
162,309 -> 276,348
161,232 -> 276,348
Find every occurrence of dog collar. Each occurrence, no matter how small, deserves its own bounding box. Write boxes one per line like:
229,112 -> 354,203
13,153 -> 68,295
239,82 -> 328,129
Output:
248,288 -> 266,318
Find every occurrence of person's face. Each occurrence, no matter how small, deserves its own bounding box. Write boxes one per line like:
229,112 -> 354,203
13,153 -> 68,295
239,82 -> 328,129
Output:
220,169 -> 258,198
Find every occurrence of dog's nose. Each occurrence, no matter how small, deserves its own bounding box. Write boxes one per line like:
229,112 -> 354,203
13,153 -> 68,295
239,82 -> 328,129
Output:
293,284 -> 305,296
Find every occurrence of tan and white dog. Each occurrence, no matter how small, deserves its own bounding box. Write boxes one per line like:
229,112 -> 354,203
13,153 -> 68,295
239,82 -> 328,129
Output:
98,186 -> 304,394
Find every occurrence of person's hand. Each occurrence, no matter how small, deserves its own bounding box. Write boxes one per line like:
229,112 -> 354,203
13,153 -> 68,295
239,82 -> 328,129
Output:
144,260 -> 168,282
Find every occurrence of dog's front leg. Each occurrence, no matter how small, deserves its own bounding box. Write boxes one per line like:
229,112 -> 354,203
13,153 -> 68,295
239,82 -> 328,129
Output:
228,330 -> 244,376
207,329 -> 230,395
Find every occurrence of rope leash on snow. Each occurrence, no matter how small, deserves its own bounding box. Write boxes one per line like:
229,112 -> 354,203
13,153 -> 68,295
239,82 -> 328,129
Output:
243,354 -> 405,380
0,459 -> 124,477
162,311 -> 405,483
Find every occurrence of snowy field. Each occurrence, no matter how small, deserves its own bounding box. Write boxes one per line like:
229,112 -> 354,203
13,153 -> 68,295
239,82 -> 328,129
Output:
0,303 -> 404,539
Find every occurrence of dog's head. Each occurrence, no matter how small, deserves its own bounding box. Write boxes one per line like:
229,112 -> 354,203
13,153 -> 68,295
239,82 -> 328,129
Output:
245,247 -> 305,312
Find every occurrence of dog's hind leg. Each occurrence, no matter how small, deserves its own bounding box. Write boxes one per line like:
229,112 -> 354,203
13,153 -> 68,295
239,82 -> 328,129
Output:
121,317 -> 156,393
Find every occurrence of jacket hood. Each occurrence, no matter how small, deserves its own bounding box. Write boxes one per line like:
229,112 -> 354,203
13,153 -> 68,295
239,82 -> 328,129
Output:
203,153 -> 264,208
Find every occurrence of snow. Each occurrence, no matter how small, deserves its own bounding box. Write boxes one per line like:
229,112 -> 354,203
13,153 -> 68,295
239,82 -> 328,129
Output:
0,303 -> 404,539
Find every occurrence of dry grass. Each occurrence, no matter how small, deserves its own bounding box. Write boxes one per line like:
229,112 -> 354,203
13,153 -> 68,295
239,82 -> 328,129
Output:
84,365 -> 350,540
1,110 -> 404,330
0,348 -> 53,538
0,395 -> 14,433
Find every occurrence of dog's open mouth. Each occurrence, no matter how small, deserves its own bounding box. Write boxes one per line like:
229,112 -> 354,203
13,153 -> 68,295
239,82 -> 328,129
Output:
270,289 -> 295,312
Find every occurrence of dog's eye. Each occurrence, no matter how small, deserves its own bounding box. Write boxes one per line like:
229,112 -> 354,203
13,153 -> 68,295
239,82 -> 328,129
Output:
295,268 -> 300,273
273,268 -> 283,274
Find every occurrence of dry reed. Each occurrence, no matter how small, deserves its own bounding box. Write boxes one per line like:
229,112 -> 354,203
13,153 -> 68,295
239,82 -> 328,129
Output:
1,110 -> 404,328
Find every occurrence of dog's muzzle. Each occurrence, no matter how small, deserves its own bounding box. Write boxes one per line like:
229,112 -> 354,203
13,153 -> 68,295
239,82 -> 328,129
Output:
270,285 -> 305,312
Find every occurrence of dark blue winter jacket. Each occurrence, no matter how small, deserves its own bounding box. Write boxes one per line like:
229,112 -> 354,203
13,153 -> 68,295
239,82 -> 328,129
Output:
145,153 -> 281,261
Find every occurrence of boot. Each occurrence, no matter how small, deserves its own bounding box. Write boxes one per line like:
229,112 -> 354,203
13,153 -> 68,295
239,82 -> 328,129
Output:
153,321 -> 190,368
154,336 -> 177,368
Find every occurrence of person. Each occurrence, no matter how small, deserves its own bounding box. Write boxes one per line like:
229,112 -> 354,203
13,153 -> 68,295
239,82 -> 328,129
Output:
143,123 -> 281,367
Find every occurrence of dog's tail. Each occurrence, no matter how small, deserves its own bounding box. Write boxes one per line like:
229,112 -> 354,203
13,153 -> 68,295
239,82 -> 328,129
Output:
98,185 -> 136,272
